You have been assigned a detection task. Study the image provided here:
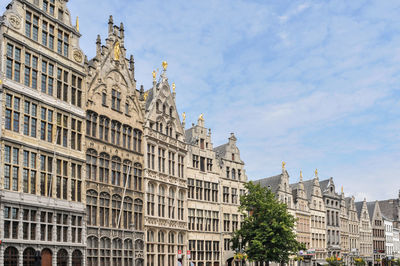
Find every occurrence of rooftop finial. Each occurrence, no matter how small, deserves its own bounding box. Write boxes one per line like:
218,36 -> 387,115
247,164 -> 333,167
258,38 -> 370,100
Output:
182,112 -> 186,123
315,168 -> 318,177
172,82 -> 176,93
108,15 -> 113,34
341,186 -> 343,194
152,70 -> 156,82
199,113 -> 204,121
76,16 -> 79,32
162,61 -> 168,71
282,161 -> 286,170
300,170 -> 303,182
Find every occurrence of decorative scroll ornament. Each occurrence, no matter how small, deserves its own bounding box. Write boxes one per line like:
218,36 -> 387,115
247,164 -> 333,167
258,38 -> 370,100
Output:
9,14 -> 21,29
73,49 -> 83,63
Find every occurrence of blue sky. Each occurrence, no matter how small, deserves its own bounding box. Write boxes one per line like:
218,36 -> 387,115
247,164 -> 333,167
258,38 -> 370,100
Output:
3,0 -> 399,201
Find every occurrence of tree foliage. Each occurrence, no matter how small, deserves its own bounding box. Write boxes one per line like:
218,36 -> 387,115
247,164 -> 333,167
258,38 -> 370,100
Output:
231,182 -> 304,263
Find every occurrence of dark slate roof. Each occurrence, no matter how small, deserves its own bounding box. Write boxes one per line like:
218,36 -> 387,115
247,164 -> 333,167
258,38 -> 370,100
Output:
366,202 -> 376,222
213,143 -> 228,158
319,179 -> 330,192
355,201 -> 364,219
254,174 -> 283,194
345,197 -> 352,209
185,127 -> 195,144
290,179 -> 315,202
378,200 -> 398,221
145,88 -> 154,110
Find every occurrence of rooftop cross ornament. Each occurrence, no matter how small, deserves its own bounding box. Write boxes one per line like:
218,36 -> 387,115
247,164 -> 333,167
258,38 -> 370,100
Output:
114,41 -> 121,61
282,161 -> 286,170
162,61 -> 168,71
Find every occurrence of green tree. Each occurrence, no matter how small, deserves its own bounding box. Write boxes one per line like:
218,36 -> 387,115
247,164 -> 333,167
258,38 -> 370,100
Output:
231,182 -> 304,265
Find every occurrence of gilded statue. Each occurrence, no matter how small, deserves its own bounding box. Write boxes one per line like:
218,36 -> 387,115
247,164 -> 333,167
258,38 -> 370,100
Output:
143,91 -> 148,101
300,170 -> 303,180
199,113 -> 204,121
172,82 -> 176,93
114,41 -> 121,60
76,16 -> 80,32
162,61 -> 168,71
182,112 -> 186,123
152,70 -> 156,81
315,168 -> 318,177
282,161 -> 286,170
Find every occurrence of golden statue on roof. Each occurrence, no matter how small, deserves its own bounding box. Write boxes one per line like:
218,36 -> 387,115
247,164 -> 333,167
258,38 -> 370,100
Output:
315,168 -> 318,177
199,113 -> 204,121
300,170 -> 303,180
76,16 -> 80,32
162,61 -> 168,71
282,161 -> 286,170
143,91 -> 148,101
182,112 -> 186,123
114,41 -> 121,60
152,70 -> 156,81
172,82 -> 176,93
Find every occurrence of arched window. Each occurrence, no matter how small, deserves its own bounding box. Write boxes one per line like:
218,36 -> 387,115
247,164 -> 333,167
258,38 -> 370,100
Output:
112,194 -> 122,227
112,238 -> 122,266
123,196 -> 133,229
124,239 -> 133,266
147,230 -> 155,265
99,192 -> 110,227
158,186 -> 166,218
111,89 -> 121,111
99,153 -> 110,183
123,160 -> 132,189
168,188 -> 175,219
168,231 -> 175,265
72,250 -> 83,266
134,199 -> 143,230
158,231 -> 166,266
178,190 -> 185,220
86,111 -> 97,137
169,107 -> 173,117
86,149 -> 97,181
99,116 -> 110,141
100,237 -> 111,266
57,249 -> 68,266
156,102 -> 159,112
87,190 -> 98,226
133,163 -> 142,191
162,104 -> 166,114
147,183 -> 155,216
127,127 -> 132,150
111,156 -> 121,186
87,236 -> 99,266
178,233 -> 184,254
23,247 -> 35,266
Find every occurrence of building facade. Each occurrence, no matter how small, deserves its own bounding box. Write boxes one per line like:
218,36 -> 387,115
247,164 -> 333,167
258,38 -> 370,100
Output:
320,178 -> 341,257
339,190 -> 350,264
142,64 -> 188,266
355,200 -> 374,266
346,196 -> 360,265
0,0 -> 86,265
186,117 -> 222,266
367,201 -> 385,265
84,16 -> 146,266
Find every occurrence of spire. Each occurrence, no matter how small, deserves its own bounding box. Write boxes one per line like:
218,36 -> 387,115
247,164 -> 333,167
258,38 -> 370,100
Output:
108,15 -> 113,35
96,35 -> 101,58
120,22 -> 124,39
139,85 -> 144,101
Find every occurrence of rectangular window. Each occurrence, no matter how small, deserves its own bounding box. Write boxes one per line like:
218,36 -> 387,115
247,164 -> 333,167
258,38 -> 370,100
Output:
4,146 -> 19,191
6,43 -> 21,82
5,94 -> 20,133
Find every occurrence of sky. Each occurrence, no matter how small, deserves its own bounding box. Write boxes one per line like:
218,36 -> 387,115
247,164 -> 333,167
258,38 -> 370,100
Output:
2,0 -> 399,201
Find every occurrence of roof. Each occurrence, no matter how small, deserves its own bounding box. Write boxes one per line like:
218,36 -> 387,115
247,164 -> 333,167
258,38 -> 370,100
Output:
355,201 -> 364,219
366,202 -> 376,222
290,179 -> 315,202
319,179 -> 330,192
213,143 -> 228,158
378,199 -> 398,221
254,174 -> 283,194
185,127 -> 195,144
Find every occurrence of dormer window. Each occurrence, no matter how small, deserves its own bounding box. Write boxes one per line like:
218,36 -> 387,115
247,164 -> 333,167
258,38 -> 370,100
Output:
330,187 -> 333,193
232,153 -> 235,161
200,139 -> 205,149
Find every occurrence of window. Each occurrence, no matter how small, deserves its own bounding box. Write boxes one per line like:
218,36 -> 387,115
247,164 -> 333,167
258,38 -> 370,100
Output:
102,92 -> 107,106
99,116 -> 110,141
232,169 -> 236,180
226,167 -> 230,178
56,159 -> 68,200
23,101 -> 37,138
40,107 -> 53,142
232,214 -> 238,231
147,184 -> 155,216
111,89 -> 121,111
57,29 -> 69,56
158,148 -> 166,173
232,188 -> 238,204
24,52 -> 38,89
25,11 -> 39,41
4,146 -> 19,191
223,187 -> 229,203
122,197 -> 133,229
71,118 -> 82,151
192,155 -> 199,168
6,43 -> 21,82
168,151 -> 175,176
112,195 -> 122,228
158,186 -> 166,217
22,150 -> 37,194
40,154 -> 53,197
86,112 -> 97,138
133,163 -> 142,191
122,160 -> 132,189
196,180 -> 203,200
99,153 -> 110,183
56,67 -> 68,101
207,158 -> 213,171
4,207 -> 20,239
71,74 -> 82,107
56,113 -> 68,147
212,211 -> 219,232
111,121 -> 121,145
5,94 -> 20,132
178,155 -> 184,178
188,179 -> 195,199
224,213 -> 230,232
99,192 -> 110,227
168,188 -> 175,219
42,0 -> 55,16
133,129 -> 142,152
87,190 -> 98,226
200,156 -> 205,172
134,199 -> 143,230
41,60 -> 54,95
111,156 -> 122,186
71,163 -> 82,202
178,191 -> 184,220
188,209 -> 195,230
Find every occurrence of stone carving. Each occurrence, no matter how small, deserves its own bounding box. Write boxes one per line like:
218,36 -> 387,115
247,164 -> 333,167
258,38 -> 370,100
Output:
9,14 -> 21,29
73,49 -> 83,63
